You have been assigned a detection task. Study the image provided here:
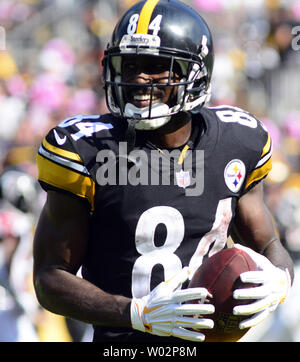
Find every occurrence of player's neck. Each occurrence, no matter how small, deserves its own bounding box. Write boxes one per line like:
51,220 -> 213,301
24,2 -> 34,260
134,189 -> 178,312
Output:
148,112 -> 192,149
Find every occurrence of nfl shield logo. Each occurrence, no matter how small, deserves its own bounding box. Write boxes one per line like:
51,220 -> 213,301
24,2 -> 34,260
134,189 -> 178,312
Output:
176,169 -> 191,189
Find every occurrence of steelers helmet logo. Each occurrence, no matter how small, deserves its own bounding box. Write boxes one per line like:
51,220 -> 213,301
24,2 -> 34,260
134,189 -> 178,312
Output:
224,159 -> 246,193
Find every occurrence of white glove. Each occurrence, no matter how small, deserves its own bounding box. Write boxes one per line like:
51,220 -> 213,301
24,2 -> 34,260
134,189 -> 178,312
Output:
232,244 -> 291,330
130,267 -> 215,342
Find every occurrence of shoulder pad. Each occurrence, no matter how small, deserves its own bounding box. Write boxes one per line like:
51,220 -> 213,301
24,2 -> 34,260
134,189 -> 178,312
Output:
207,105 -> 272,192
36,116 -> 105,210
56,114 -> 114,142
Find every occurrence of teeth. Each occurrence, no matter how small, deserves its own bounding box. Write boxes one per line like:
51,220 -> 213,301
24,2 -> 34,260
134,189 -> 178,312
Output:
134,94 -> 150,101
134,94 -> 157,101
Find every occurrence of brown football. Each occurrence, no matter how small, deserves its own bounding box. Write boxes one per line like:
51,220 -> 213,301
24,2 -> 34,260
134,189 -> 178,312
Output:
188,247 -> 258,342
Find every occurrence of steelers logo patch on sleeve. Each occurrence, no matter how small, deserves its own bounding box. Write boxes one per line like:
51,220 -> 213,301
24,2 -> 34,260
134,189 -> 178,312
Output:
224,159 -> 246,193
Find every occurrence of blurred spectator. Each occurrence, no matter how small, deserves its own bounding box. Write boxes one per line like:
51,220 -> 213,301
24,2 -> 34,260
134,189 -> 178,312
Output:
0,167 -> 41,341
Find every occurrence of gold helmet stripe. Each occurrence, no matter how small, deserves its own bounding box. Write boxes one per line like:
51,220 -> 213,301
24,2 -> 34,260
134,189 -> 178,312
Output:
136,0 -> 160,34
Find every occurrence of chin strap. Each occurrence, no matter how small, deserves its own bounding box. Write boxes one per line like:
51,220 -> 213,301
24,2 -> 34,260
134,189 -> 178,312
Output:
125,117 -> 141,153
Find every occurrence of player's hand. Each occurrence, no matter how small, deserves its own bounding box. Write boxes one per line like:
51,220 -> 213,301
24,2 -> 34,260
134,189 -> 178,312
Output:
130,267 -> 215,342
232,244 -> 291,330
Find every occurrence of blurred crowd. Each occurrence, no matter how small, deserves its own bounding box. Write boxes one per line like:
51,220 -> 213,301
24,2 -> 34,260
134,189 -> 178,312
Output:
0,0 -> 299,342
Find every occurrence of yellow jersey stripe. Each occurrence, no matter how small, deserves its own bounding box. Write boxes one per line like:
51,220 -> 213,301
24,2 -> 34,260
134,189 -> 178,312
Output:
39,145 -> 89,175
178,145 -> 190,165
136,0 -> 160,34
245,157 -> 272,190
37,154 -> 95,210
261,134 -> 271,158
254,136 -> 272,170
42,138 -> 82,163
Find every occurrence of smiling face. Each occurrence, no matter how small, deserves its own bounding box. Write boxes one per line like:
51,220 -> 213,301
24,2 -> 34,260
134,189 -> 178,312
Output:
121,55 -> 182,109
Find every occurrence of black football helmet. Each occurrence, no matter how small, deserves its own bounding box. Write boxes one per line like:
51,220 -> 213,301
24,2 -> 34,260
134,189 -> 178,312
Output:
102,0 -> 214,130
0,168 -> 42,215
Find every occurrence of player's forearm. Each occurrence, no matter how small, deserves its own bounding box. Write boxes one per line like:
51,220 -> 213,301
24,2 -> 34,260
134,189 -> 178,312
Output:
34,267 -> 132,327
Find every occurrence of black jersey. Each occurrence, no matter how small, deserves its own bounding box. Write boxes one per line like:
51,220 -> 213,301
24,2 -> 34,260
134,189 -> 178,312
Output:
37,105 -> 272,342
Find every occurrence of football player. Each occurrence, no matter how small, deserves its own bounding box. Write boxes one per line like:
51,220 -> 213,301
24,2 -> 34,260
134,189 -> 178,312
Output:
33,0 -> 294,342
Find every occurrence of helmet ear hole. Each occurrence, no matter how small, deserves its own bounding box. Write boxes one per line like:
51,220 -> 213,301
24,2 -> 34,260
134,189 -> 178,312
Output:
188,78 -> 207,98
